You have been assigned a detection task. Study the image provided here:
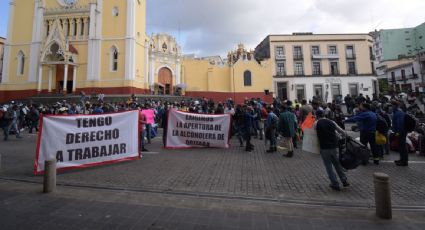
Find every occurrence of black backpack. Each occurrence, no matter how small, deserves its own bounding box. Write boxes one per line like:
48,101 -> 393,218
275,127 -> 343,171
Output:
404,113 -> 417,133
376,114 -> 389,134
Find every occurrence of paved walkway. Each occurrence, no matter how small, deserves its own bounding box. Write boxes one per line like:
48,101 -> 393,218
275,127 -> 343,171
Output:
1,130 -> 425,208
1,180 -> 424,230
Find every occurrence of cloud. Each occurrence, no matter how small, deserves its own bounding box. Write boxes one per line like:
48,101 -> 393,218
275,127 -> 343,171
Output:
147,0 -> 425,57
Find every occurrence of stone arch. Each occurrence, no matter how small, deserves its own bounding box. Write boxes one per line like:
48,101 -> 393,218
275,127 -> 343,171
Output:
158,67 -> 173,95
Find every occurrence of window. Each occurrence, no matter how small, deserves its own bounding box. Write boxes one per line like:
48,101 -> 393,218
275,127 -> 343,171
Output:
73,19 -> 77,36
275,46 -> 284,55
311,46 -> 320,55
294,62 -> 304,75
17,51 -> 25,76
276,61 -> 285,75
313,84 -> 323,101
293,46 -> 303,59
312,62 -> 321,75
80,19 -> 85,36
112,7 -> 119,16
346,45 -> 355,58
401,69 -> 406,78
328,45 -> 337,55
244,71 -> 252,86
349,84 -> 359,96
348,61 -> 356,75
110,46 -> 118,71
330,62 -> 339,75
391,72 -> 396,82
331,84 -> 342,101
296,85 -> 306,101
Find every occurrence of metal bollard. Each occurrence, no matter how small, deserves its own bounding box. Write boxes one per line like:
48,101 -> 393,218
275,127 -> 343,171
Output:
43,160 -> 56,193
374,172 -> 392,219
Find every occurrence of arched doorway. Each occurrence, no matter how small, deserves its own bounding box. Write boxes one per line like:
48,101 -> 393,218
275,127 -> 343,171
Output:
158,67 -> 173,95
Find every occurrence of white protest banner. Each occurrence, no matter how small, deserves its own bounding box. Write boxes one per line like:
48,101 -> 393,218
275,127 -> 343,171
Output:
34,111 -> 140,175
166,109 -> 231,149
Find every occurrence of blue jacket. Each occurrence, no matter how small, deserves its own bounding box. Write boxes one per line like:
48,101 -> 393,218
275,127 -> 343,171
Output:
392,108 -> 405,133
345,110 -> 377,133
243,111 -> 254,132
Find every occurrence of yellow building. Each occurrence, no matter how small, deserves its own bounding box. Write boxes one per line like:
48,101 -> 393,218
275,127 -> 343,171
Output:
0,0 -> 149,102
182,44 -> 274,103
0,36 -> 5,83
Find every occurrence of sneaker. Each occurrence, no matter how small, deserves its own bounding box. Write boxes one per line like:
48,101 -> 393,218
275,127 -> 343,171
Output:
141,148 -> 149,152
342,181 -> 350,187
286,151 -> 294,158
395,161 -> 408,167
330,185 -> 341,191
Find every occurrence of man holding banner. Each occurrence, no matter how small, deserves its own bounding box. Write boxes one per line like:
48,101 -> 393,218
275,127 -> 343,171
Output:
34,111 -> 140,174
165,109 -> 231,149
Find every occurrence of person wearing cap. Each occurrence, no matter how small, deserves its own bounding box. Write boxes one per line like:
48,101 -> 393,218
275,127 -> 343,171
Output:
345,103 -> 378,165
315,110 -> 349,191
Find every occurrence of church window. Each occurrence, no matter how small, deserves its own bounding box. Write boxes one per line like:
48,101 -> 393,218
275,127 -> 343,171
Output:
244,70 -> 252,86
73,19 -> 77,36
80,19 -> 85,36
110,46 -> 119,72
113,7 -> 119,17
17,51 -> 25,76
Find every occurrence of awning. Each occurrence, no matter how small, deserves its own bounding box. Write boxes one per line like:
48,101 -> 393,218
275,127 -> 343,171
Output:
156,83 -> 165,88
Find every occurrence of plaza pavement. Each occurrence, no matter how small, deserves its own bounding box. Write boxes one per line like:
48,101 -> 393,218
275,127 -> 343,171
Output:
1,129 -> 425,229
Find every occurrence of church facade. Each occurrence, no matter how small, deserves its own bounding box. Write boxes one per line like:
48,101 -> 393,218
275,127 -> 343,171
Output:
1,0 -> 149,101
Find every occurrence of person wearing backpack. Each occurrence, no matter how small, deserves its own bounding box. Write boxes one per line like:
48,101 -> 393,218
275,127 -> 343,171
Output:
345,103 -> 379,165
374,107 -> 389,161
315,110 -> 350,191
265,106 -> 278,153
392,101 -> 409,166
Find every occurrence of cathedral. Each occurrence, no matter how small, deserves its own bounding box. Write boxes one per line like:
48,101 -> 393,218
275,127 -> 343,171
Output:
1,0 -> 150,100
0,0 -> 273,104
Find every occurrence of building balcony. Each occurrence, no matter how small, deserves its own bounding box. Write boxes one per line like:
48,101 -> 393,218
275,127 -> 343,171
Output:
275,71 -> 286,77
294,71 -> 304,76
293,54 -> 304,60
311,54 -> 339,59
330,70 -> 340,76
275,54 -> 286,60
312,71 -> 322,76
346,54 -> 356,59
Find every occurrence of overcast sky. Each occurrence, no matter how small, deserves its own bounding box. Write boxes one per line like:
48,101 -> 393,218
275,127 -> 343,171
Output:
147,0 -> 425,57
1,0 -> 424,57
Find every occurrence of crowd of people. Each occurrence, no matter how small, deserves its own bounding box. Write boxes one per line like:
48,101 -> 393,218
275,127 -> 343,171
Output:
0,92 -> 421,191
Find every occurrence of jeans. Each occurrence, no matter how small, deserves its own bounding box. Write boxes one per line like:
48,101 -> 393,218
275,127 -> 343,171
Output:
270,129 -> 277,148
145,124 -> 152,144
384,131 -> 390,155
320,148 -> 347,187
236,125 -> 244,146
244,128 -> 252,149
5,121 -> 20,140
29,121 -> 39,133
360,131 -> 377,160
398,131 -> 408,163
140,129 -> 146,150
